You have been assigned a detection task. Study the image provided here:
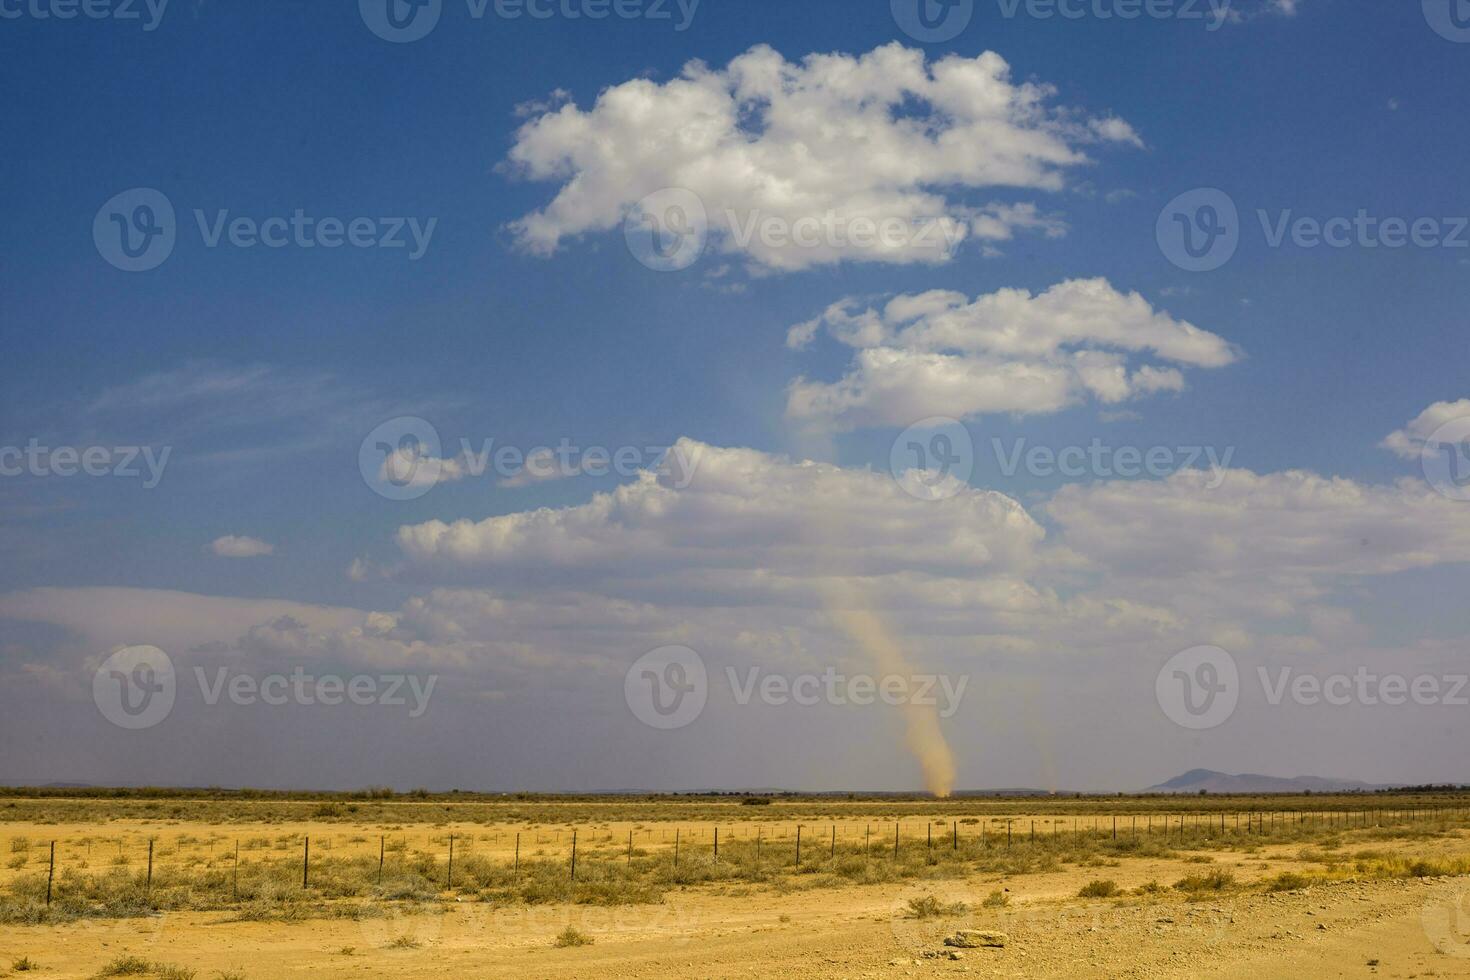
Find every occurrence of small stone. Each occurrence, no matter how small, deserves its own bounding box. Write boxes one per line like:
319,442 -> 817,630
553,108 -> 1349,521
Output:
944,930 -> 1007,949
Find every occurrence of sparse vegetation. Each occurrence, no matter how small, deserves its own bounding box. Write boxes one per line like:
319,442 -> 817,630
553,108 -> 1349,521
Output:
1078,879 -> 1121,898
554,926 -> 594,947
1174,870 -> 1236,894
982,889 -> 1010,908
905,894 -> 968,918
0,791 -> 1465,928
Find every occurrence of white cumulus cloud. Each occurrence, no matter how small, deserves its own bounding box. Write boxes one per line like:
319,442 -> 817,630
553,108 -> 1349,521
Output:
785,278 -> 1238,432
1381,399 -> 1470,459
505,43 -> 1139,272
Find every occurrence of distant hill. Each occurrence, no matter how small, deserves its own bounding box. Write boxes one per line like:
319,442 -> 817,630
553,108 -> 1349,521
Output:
1145,769 -> 1388,794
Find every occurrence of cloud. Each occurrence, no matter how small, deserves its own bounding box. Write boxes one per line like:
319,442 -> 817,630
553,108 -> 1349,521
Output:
48,361 -> 447,472
13,427 -> 1470,791
505,43 -> 1139,272
388,439 -> 1046,606
1381,399 -> 1470,459
0,587 -> 366,658
209,535 -> 275,559
785,278 -> 1238,432
1044,467 -> 1470,626
1224,0 -> 1303,22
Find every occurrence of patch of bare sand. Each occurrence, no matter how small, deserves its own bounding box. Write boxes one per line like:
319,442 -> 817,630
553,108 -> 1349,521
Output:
5,874 -> 1470,978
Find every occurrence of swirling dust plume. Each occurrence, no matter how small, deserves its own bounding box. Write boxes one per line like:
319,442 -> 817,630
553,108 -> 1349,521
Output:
822,581 -> 957,798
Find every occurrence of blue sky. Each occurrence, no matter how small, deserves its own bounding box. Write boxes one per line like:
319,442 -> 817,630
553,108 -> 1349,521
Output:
2,0 -> 1469,792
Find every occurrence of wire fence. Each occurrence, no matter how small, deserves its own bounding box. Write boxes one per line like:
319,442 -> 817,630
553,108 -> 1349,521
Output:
12,803 -> 1469,907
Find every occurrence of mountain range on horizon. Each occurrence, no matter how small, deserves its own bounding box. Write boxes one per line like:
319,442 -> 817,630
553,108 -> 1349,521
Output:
1143,769 -> 1394,795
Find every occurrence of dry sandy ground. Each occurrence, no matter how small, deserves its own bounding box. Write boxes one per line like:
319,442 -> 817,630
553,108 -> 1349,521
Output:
6,866 -> 1470,978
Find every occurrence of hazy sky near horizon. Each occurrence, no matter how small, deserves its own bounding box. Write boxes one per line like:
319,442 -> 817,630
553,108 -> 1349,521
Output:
3,0 -> 1470,793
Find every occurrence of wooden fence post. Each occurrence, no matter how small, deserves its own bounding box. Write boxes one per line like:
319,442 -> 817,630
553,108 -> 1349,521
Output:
302,837 -> 309,889
569,831 -> 577,882
46,842 -> 54,906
